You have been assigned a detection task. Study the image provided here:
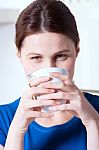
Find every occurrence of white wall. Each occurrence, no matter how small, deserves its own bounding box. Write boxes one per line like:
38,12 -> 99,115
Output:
0,0 -> 99,104
0,24 -> 27,104
68,0 -> 99,90
0,0 -> 33,11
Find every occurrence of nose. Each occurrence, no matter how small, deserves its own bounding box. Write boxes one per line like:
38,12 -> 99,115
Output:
44,59 -> 56,68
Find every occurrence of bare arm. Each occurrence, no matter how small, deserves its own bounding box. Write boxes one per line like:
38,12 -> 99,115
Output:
4,124 -> 24,150
43,73 -> 99,150
3,77 -> 55,150
86,120 -> 99,150
0,145 -> 4,150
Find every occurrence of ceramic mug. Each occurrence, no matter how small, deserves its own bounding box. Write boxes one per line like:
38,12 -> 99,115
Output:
27,67 -> 68,111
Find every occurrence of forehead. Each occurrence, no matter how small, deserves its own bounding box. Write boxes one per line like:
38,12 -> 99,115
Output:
21,32 -> 75,55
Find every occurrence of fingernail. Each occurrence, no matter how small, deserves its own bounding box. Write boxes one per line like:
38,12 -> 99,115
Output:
50,89 -> 55,92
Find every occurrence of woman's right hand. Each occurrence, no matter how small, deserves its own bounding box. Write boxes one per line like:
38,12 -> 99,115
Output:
10,76 -> 59,134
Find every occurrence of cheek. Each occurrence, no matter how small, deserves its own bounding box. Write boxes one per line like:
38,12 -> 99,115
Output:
20,57 -> 33,75
22,61 -> 32,75
64,58 -> 76,79
21,58 -> 45,75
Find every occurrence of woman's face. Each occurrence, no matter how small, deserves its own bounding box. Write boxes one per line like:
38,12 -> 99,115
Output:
17,32 -> 78,79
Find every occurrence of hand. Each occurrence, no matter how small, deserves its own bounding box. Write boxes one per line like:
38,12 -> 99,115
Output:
39,72 -> 99,127
11,76 -> 60,134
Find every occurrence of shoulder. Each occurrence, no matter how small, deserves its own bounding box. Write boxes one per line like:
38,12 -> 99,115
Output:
0,97 -> 20,125
84,92 -> 99,113
0,97 -> 20,146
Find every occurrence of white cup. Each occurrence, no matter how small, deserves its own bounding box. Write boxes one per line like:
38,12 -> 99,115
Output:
27,67 -> 68,82
27,67 -> 68,111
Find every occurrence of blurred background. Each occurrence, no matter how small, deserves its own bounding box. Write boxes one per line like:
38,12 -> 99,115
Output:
0,0 -> 99,104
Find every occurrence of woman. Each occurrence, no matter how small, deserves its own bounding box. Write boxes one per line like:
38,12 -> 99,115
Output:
0,0 -> 99,150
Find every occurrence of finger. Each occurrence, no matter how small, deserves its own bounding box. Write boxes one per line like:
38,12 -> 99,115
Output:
21,99 -> 61,110
40,82 -> 78,93
30,87 -> 55,96
38,92 -> 79,107
26,111 -> 54,118
40,81 -> 64,89
38,92 -> 72,100
22,87 -> 55,99
50,72 -> 68,82
50,72 -> 74,85
48,103 -> 76,112
28,76 -> 52,87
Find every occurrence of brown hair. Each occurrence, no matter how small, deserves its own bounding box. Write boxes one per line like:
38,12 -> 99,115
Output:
15,0 -> 80,51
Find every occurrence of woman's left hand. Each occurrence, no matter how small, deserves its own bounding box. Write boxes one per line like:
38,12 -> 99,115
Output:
39,72 -> 99,127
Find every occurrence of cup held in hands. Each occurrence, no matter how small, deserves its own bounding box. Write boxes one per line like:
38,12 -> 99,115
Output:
27,67 -> 68,112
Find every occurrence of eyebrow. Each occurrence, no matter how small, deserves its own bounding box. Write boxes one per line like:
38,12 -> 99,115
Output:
27,49 -> 71,56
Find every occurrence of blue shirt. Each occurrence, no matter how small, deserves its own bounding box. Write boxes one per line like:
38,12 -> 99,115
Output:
0,93 -> 99,150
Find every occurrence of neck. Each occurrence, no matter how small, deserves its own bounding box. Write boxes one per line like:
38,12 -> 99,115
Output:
35,111 -> 73,127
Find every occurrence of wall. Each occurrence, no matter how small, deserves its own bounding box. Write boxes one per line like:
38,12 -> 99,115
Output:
0,0 -> 99,104
0,0 -> 33,11
68,0 -> 99,91
0,24 -> 27,104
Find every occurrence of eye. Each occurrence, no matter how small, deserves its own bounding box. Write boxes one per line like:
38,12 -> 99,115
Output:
55,54 -> 68,61
29,56 -> 42,62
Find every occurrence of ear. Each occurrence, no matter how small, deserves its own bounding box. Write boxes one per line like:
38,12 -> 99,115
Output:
76,44 -> 80,57
16,48 -> 22,62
